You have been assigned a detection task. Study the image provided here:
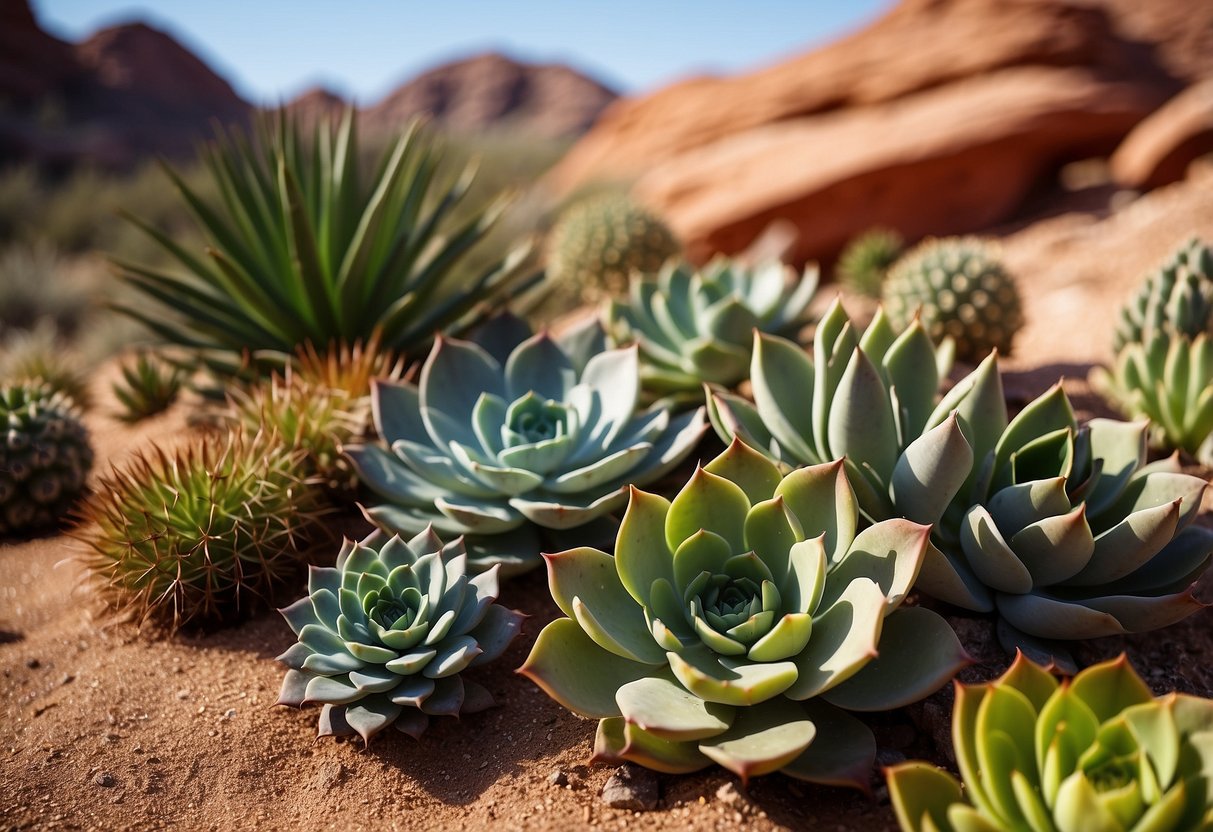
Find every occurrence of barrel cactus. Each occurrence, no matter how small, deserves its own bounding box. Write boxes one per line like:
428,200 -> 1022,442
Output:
603,257 -> 819,403
883,236 -> 1023,362
0,381 -> 93,536
889,653 -> 1213,832
520,439 -> 967,784
546,193 -> 680,301
112,352 -> 184,423
344,314 -> 706,575
836,228 -> 904,299
1092,238 -> 1213,464
276,529 -> 524,743
76,429 -> 329,630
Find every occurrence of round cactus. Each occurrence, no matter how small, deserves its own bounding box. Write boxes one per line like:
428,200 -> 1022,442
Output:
0,382 -> 93,536
836,227 -> 904,298
546,193 -> 680,302
1112,237 -> 1213,353
76,429 -> 330,630
883,236 -> 1023,362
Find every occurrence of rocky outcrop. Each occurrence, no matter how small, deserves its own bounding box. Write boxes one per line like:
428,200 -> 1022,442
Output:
362,52 -> 616,139
550,0 -> 1192,264
1111,80 -> 1213,190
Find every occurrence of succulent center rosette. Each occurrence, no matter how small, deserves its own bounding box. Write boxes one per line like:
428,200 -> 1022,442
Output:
520,439 -> 968,784
889,653 -> 1213,832
344,314 -> 706,574
276,528 -> 525,743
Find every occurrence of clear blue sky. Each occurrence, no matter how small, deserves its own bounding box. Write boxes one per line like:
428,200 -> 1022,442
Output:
34,0 -> 892,104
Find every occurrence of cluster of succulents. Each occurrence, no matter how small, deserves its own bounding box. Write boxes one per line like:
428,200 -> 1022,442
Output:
546,193 -> 680,302
1093,237 -> 1213,464
0,324 -> 93,410
111,352 -> 185,422
114,110 -> 536,379
836,227 -> 904,298
276,529 -> 524,743
883,236 -> 1023,362
76,429 -> 330,629
521,440 -> 967,782
0,381 -> 93,536
603,257 -> 819,404
345,314 -> 706,573
889,654 -> 1213,832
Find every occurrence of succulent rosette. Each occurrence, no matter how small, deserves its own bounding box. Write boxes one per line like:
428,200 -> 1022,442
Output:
345,315 -> 707,574
276,529 -> 524,743
603,257 -> 819,404
889,653 -> 1213,832
708,298 -> 954,522
520,439 -> 968,784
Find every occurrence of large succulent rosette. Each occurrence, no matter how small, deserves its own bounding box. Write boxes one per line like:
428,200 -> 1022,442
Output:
276,529 -> 524,743
520,439 -> 967,784
889,653 -> 1213,832
345,315 -> 706,573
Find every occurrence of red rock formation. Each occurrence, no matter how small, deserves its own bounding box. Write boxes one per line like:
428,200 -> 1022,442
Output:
1111,80 -> 1213,190
0,0 -> 79,103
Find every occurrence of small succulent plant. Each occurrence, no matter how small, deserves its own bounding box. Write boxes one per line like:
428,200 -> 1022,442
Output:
114,110 -> 535,379
546,193 -> 680,302
889,653 -> 1213,832
276,528 -> 525,743
836,228 -> 904,299
520,439 -> 967,785
0,324 -> 93,410
603,257 -> 819,404
710,303 -> 1213,666
708,299 -> 954,522
112,352 -> 185,422
0,382 -> 93,536
883,236 -> 1023,362
345,314 -> 707,574
76,429 -> 329,630
1092,238 -> 1213,463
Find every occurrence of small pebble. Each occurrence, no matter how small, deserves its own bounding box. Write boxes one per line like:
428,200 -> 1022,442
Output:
25,658 -> 40,669
601,764 -> 658,811
92,772 -> 116,788
546,770 -> 568,788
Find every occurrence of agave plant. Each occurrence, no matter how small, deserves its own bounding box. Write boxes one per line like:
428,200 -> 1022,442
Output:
113,110 -> 536,378
603,257 -> 819,404
345,314 -> 707,574
710,303 -> 1213,666
112,351 -> 185,422
520,439 -> 968,784
708,298 -> 954,522
1092,238 -> 1213,464
276,528 -> 524,744
889,653 -> 1213,832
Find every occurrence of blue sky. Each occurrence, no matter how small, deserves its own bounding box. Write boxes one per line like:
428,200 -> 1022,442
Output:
35,0 -> 892,104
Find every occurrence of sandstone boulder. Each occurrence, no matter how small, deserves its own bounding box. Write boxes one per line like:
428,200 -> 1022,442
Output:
1111,80 -> 1213,190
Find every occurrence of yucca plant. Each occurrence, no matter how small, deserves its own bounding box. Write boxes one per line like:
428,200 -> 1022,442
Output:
113,111 -> 537,378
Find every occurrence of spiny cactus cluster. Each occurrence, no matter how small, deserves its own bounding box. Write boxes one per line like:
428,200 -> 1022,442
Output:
112,352 -> 185,423
546,193 -> 680,302
76,429 -> 330,630
883,236 -> 1023,362
0,382 -> 93,536
836,227 -> 904,298
1112,237 -> 1213,352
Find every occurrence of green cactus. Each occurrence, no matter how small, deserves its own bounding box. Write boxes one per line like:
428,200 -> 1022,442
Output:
0,382 -> 93,536
889,654 -> 1213,832
111,352 -> 185,423
883,236 -> 1023,362
546,193 -> 680,302
521,439 -> 967,785
836,228 -> 904,298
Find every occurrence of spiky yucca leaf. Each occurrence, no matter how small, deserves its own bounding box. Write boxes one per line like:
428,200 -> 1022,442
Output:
112,352 -> 185,423
113,110 -> 536,377
76,429 -> 330,630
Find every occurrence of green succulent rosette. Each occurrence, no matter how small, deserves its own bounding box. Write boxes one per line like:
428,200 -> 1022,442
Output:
276,528 -> 524,743
709,302 -> 1213,666
889,653 -> 1213,832
708,298 -> 955,523
1093,238 -> 1213,464
345,314 -> 707,574
603,257 -> 819,404
520,439 -> 968,784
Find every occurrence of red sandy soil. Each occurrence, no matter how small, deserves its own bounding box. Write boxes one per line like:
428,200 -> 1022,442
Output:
2,168 -> 1213,831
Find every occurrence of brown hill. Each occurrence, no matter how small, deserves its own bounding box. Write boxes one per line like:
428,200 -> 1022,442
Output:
550,0 -> 1210,265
